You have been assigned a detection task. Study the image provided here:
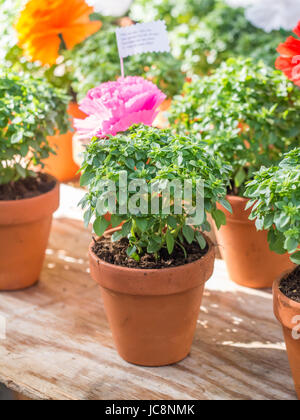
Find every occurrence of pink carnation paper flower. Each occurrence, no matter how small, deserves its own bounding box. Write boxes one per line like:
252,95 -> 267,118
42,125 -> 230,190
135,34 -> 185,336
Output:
74,76 -> 166,141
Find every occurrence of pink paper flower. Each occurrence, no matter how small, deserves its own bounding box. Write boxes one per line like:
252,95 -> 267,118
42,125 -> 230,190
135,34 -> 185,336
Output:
74,76 -> 166,141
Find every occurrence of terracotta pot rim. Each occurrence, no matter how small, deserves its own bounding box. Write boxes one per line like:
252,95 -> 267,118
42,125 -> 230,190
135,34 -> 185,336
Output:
0,175 -> 60,226
218,194 -> 252,223
273,270 -> 300,311
0,174 -> 58,205
89,228 -> 214,274
225,194 -> 248,203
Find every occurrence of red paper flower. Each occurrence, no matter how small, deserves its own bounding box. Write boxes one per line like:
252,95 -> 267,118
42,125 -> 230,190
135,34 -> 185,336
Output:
276,23 -> 300,86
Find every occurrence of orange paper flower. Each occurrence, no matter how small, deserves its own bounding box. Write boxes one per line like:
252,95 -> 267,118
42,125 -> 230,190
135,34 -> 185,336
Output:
16,0 -> 102,65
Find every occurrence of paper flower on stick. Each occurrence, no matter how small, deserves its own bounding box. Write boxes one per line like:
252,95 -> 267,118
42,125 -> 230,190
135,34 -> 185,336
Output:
74,76 -> 166,141
16,0 -> 102,65
276,22 -> 300,86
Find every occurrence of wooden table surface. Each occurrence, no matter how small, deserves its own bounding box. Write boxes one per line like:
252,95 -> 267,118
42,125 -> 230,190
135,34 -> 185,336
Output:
0,217 -> 297,400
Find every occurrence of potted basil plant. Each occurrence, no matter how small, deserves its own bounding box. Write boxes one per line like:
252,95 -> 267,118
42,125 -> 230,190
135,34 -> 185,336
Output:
0,72 -> 69,290
245,148 -> 300,399
170,58 -> 299,288
79,125 -> 231,366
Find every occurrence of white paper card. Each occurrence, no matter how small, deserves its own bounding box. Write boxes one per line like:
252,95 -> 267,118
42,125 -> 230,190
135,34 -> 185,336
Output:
116,21 -> 170,59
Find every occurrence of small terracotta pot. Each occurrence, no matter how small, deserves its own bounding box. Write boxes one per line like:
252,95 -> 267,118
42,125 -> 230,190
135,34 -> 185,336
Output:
44,103 -> 86,182
154,98 -> 172,129
0,178 -> 59,290
273,273 -> 300,399
215,195 -> 294,289
89,229 -> 215,366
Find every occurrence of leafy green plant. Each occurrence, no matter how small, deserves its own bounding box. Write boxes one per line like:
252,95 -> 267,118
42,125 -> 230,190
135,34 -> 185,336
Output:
130,0 -> 216,30
169,58 -> 300,196
245,148 -> 300,265
168,1 -> 290,76
0,72 -> 70,185
67,24 -> 185,100
79,125 -> 231,260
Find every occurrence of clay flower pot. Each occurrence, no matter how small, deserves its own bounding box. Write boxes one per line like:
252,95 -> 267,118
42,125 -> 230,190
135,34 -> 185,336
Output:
215,195 -> 294,289
89,229 -> 215,366
273,275 -> 300,399
0,178 -> 59,290
44,103 -> 86,182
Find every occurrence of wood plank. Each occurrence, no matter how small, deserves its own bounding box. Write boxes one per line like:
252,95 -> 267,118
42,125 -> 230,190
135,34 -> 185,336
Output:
0,217 -> 297,400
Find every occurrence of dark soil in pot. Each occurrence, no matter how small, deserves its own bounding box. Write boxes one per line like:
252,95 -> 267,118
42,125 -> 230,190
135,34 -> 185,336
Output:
0,173 -> 56,201
92,236 -> 209,269
280,266 -> 300,303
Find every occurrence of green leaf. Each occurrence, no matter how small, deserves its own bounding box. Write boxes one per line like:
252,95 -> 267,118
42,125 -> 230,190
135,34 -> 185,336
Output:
112,231 -> 123,242
195,231 -> 207,250
110,214 -> 123,228
182,225 -> 195,244
275,213 -> 290,230
167,216 -> 178,229
127,245 -> 137,257
80,170 -> 94,187
136,218 -> 148,232
263,214 -> 274,230
15,163 -> 26,178
127,246 -> 140,261
255,217 -> 264,231
11,131 -> 23,144
218,198 -> 232,214
212,209 -> 226,230
166,230 -> 175,255
285,237 -> 299,254
147,238 -> 162,253
122,220 -> 132,237
234,167 -> 246,188
125,158 -> 135,170
83,209 -> 92,228
268,230 -> 286,255
291,251 -> 300,265
245,199 -> 256,211
20,144 -> 29,157
93,217 -> 109,237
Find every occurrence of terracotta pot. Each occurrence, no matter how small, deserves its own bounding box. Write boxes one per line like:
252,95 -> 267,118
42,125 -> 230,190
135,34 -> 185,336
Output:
89,229 -> 215,366
215,195 -> 294,289
0,178 -> 59,290
273,273 -> 300,399
44,103 -> 86,182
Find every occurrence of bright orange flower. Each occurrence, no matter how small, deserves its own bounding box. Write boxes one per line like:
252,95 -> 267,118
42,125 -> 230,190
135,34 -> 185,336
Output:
275,22 -> 300,86
16,0 -> 102,65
